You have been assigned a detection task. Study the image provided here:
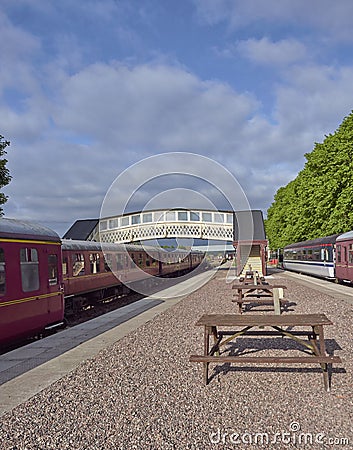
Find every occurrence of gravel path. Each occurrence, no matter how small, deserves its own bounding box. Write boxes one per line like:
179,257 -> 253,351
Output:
0,268 -> 352,449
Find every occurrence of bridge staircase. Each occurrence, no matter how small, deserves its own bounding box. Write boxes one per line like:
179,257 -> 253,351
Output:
239,245 -> 264,277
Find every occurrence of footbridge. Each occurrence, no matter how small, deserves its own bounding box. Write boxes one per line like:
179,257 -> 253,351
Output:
67,209 -> 267,276
98,209 -> 234,244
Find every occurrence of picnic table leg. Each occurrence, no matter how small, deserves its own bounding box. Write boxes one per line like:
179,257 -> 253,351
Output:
308,327 -> 329,392
273,288 -> 281,315
204,325 -> 211,384
315,325 -> 330,392
237,289 -> 243,314
212,326 -> 219,356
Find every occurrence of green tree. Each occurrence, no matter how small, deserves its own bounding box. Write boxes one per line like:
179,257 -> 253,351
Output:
0,135 -> 11,216
266,111 -> 353,249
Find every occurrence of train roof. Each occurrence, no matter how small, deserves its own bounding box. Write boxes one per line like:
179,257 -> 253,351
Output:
61,239 -> 202,254
336,230 -> 353,242
0,218 -> 60,242
284,234 -> 341,250
61,239 -> 148,252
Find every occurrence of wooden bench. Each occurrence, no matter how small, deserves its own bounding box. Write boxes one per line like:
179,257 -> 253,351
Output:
232,283 -> 288,314
239,270 -> 264,283
190,313 -> 342,391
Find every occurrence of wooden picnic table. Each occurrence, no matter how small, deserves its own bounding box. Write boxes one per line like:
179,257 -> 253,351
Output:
190,313 -> 342,391
232,282 -> 288,314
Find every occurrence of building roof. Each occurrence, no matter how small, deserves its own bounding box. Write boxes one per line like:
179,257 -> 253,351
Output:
62,219 -> 99,240
233,210 -> 267,242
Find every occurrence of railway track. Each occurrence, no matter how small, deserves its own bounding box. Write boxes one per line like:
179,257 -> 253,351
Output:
0,290 -> 146,356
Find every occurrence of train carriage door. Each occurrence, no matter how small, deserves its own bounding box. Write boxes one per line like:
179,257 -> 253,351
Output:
320,248 -> 325,263
340,243 -> 349,280
348,244 -> 353,282
47,248 -> 64,316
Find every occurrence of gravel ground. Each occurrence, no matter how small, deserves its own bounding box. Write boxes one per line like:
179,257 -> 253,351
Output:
0,268 -> 352,449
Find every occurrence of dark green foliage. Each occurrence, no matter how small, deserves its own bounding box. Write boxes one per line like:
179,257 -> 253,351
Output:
0,135 -> 11,216
266,111 -> 353,249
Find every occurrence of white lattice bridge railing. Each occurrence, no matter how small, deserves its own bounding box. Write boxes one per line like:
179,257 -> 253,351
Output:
98,209 -> 234,243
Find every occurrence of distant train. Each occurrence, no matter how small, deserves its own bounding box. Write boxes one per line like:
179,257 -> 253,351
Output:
0,218 -> 204,345
283,230 -> 353,283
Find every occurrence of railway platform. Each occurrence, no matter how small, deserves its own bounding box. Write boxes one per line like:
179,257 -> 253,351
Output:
0,266 -> 351,449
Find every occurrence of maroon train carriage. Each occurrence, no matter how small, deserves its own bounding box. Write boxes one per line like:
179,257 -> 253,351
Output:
0,218 -> 64,346
62,240 -> 161,312
62,240 -> 204,312
157,247 -> 203,277
335,231 -> 353,283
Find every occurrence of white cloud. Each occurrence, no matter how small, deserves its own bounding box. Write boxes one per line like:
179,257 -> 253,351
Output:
235,37 -> 308,66
0,11 -> 41,96
53,63 -> 259,152
274,65 -> 353,138
193,0 -> 353,42
4,56 -> 353,234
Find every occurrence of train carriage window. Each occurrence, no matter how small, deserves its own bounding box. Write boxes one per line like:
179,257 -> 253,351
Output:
72,253 -> 85,276
0,248 -> 5,294
138,253 -> 144,267
116,254 -> 124,270
105,253 -> 113,271
20,248 -> 39,292
130,253 -> 135,268
62,257 -> 68,275
313,248 -> 320,261
349,245 -> 353,264
343,246 -> 347,263
337,245 -> 341,263
48,254 -> 58,285
90,253 -> 100,273
321,248 -> 328,262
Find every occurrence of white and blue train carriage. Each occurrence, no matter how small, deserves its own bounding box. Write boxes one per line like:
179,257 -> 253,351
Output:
283,234 -> 340,279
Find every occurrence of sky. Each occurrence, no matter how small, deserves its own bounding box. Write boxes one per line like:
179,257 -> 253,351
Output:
2,0 -> 353,237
